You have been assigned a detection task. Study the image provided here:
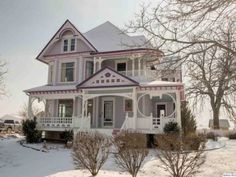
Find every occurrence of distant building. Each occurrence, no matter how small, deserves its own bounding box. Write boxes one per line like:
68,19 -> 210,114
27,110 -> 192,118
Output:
209,119 -> 230,130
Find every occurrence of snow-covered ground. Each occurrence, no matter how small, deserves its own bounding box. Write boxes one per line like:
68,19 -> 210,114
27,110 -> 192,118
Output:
0,137 -> 73,177
0,136 -> 235,177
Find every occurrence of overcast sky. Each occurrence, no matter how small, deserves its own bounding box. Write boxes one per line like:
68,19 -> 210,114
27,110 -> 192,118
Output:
0,0 -> 148,117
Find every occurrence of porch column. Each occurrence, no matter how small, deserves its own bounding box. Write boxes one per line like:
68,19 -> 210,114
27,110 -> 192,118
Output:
132,88 -> 137,129
98,57 -> 102,70
81,91 -> 85,119
138,58 -> 141,76
72,97 -> 76,117
132,58 -> 135,76
93,57 -> 96,73
176,91 -> 182,128
27,96 -> 33,119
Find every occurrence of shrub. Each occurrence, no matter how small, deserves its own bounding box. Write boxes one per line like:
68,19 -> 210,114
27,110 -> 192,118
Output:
163,122 -> 180,134
22,118 -> 41,143
113,131 -> 149,177
206,132 -> 217,141
61,130 -> 73,144
72,131 -> 111,176
181,102 -> 197,136
229,132 -> 236,139
156,134 -> 206,177
183,133 -> 206,150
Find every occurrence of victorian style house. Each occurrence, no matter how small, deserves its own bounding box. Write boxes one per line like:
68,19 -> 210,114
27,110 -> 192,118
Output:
24,20 -> 184,139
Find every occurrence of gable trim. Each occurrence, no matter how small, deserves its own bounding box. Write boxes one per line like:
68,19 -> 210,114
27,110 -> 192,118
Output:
76,66 -> 139,89
36,19 -> 98,62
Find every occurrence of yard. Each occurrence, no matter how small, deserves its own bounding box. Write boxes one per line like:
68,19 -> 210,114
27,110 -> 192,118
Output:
0,135 -> 235,177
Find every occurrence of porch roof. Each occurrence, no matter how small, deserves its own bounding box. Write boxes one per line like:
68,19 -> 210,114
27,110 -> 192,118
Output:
24,84 -> 80,95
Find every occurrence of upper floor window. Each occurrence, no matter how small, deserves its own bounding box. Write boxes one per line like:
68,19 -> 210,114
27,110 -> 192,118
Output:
116,62 -> 126,72
48,64 -> 53,84
63,38 -> 76,52
86,61 -> 94,78
61,62 -> 75,82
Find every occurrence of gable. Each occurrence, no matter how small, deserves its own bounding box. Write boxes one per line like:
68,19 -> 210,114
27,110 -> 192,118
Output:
77,67 -> 139,89
37,20 -> 97,61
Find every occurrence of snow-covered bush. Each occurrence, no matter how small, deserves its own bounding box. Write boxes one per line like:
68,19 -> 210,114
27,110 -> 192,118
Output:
22,118 -> 41,143
72,131 -> 111,176
113,131 -> 149,177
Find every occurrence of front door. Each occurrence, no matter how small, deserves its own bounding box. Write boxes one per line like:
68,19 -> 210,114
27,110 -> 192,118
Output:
102,99 -> 114,127
156,104 -> 166,117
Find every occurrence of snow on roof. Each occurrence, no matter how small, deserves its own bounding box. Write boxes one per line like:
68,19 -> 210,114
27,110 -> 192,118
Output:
84,21 -> 152,52
140,80 -> 183,87
24,84 -> 77,93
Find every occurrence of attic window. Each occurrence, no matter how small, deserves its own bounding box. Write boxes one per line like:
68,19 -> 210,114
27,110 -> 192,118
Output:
63,38 -> 76,52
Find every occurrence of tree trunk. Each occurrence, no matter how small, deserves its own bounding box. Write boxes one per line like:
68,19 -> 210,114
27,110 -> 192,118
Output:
212,108 -> 220,129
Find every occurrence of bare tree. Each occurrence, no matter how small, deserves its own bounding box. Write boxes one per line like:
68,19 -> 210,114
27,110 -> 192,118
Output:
113,131 -> 149,177
0,59 -> 6,96
72,132 -> 111,176
18,103 -> 44,119
127,0 -> 236,128
156,134 -> 206,177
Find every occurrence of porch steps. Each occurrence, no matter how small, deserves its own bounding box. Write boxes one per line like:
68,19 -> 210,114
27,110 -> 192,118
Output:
112,129 -> 121,136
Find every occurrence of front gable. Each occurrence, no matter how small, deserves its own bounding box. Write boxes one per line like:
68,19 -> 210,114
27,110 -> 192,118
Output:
77,67 -> 139,89
37,20 -> 97,61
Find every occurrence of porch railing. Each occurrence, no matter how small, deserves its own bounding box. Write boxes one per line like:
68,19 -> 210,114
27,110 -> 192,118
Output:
121,113 -> 176,131
37,115 -> 91,130
119,70 -> 160,82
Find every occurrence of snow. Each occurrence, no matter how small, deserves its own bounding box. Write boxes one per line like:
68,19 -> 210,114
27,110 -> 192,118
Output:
84,21 -> 151,52
0,136 -> 236,177
140,80 -> 183,87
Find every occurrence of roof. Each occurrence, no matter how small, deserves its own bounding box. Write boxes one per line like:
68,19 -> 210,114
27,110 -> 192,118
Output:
209,119 -> 230,129
0,114 -> 23,121
24,84 -> 77,93
84,21 -> 152,52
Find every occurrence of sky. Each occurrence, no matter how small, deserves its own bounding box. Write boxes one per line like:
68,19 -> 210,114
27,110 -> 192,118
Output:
0,0 -> 148,117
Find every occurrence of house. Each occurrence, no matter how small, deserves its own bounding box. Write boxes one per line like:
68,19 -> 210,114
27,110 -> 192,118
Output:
24,20 -> 185,139
209,119 -> 230,130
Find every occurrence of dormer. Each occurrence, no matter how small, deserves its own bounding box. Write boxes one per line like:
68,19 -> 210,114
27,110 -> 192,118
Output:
36,20 -> 97,64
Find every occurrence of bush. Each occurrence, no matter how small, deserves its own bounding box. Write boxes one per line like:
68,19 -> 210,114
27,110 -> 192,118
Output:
163,122 -> 180,134
22,118 -> 41,143
156,134 -> 206,177
181,102 -> 197,136
229,132 -> 236,139
206,132 -> 217,141
113,131 -> 149,177
183,134 -> 206,150
72,131 -> 111,176
61,130 -> 73,144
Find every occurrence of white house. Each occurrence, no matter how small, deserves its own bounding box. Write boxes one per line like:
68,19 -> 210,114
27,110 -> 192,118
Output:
24,20 -> 185,139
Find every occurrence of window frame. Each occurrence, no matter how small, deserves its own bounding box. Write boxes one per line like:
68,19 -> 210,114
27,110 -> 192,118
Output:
62,37 -> 77,53
123,98 -> 133,112
60,61 -> 75,83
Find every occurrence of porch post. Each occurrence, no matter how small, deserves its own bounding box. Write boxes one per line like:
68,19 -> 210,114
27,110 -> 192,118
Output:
72,97 -> 76,117
82,91 -> 85,119
132,88 -> 137,129
93,57 -> 96,73
132,58 -> 135,76
98,57 -> 102,70
176,91 -> 182,128
138,58 -> 141,76
28,96 -> 33,119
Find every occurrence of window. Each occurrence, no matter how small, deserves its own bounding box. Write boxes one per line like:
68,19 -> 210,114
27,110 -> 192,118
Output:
58,99 -> 73,117
86,61 -> 94,78
70,38 -> 75,51
162,78 -> 168,81
63,38 -> 76,52
63,39 -> 68,52
124,99 -> 133,112
49,64 -> 53,84
61,62 -> 75,82
116,62 -> 126,72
